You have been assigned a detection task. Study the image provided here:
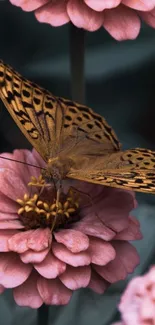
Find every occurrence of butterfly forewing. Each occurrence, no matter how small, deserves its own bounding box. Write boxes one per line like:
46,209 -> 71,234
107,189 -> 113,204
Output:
0,60 -> 121,160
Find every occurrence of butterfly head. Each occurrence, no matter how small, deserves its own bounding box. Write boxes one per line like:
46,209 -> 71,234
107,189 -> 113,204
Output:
42,156 -> 75,183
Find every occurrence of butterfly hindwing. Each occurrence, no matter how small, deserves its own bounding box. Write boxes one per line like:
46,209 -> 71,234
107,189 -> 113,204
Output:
68,148 -> 155,193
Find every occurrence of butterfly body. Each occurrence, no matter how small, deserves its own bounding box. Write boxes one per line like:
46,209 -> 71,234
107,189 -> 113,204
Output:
1,59 -> 155,194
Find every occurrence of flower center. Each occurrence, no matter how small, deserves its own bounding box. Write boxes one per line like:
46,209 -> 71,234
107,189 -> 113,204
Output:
17,175 -> 80,231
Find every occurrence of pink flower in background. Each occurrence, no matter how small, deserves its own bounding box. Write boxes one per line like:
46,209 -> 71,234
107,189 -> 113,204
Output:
112,266 -> 155,325
9,0 -> 155,40
0,149 -> 141,308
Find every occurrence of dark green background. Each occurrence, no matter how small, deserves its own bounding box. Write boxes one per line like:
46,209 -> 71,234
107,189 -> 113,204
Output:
1,1 -> 155,324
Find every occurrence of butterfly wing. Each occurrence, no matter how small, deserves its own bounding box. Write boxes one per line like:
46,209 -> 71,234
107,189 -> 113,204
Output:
0,60 -> 121,162
68,148 -> 155,193
0,60 -> 67,161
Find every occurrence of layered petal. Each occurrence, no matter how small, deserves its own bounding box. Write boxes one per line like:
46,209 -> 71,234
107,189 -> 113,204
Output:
54,229 -> 89,253
60,265 -> 91,289
13,272 -> 43,308
0,253 -> 32,287
37,277 -> 72,305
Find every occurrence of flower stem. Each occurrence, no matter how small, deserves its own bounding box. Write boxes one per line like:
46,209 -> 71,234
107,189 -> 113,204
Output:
37,304 -> 49,325
69,23 -> 86,104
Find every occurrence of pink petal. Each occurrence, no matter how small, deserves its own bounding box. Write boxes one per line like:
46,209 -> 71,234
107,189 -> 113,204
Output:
74,215 -> 116,241
103,5 -> 140,41
0,230 -> 19,252
0,253 -> 32,288
93,242 -> 139,283
122,0 -> 155,11
0,191 -> 19,213
112,241 -> 140,273
8,228 -> 52,253
140,296 -> 155,319
34,251 -> 66,279
0,220 -> 24,229
0,168 -> 28,201
52,242 -> 91,267
88,269 -> 109,294
10,0 -> 50,11
8,230 -> 35,253
13,272 -> 43,308
67,0 -> 104,31
139,8 -> 155,28
114,215 -> 142,240
60,265 -> 91,290
83,189 -> 133,233
0,284 -> 5,294
0,212 -> 19,220
0,150 -> 32,187
88,237 -> 116,265
27,228 -> 52,251
20,248 -> 50,263
84,0 -> 121,11
37,277 -> 72,305
35,0 -> 70,27
54,229 -> 89,253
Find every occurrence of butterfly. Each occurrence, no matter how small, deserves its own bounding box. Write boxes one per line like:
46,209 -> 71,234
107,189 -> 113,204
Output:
0,59 -> 155,196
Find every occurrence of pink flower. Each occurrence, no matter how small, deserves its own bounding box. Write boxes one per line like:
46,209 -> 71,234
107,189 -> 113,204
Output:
0,149 -> 141,308
9,0 -> 155,40
112,266 -> 155,325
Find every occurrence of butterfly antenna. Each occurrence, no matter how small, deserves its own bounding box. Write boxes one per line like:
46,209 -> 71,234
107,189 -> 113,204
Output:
0,155 -> 46,170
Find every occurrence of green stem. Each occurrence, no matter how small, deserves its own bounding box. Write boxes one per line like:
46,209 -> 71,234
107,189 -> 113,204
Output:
37,304 -> 49,325
69,23 -> 86,104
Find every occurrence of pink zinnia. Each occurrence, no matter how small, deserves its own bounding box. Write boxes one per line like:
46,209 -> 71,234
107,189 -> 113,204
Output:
0,148 -> 141,308
112,266 -> 155,325
9,0 -> 155,40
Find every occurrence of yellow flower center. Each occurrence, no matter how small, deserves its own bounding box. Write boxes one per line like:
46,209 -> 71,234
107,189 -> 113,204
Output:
16,175 -> 79,231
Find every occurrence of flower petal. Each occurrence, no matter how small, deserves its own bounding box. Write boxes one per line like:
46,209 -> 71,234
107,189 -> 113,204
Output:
0,191 -> 19,213
103,5 -> 140,41
139,8 -> 155,28
88,237 -> 116,265
0,253 -> 32,288
9,0 -> 50,11
52,242 -> 91,267
88,269 -> 109,294
0,285 -> 5,294
122,0 -> 155,11
27,228 -> 52,251
54,229 -> 89,253
13,272 -> 43,308
67,0 -> 104,31
34,251 -> 66,279
60,265 -> 91,290
8,230 -> 35,253
37,277 -> 72,305
35,0 -> 70,27
84,0 -> 121,11
8,228 -> 52,253
0,220 -> 24,229
0,168 -> 28,200
0,230 -> 19,252
74,215 -> 116,241
20,248 -> 49,263
93,241 -> 139,283
114,215 -> 142,240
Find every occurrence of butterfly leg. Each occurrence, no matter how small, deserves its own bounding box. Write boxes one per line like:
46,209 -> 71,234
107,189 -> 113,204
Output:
69,186 -> 116,231
51,181 -> 63,231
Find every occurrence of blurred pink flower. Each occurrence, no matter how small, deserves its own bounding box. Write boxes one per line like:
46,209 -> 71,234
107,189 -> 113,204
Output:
0,149 -> 142,308
112,266 -> 155,325
9,0 -> 155,40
